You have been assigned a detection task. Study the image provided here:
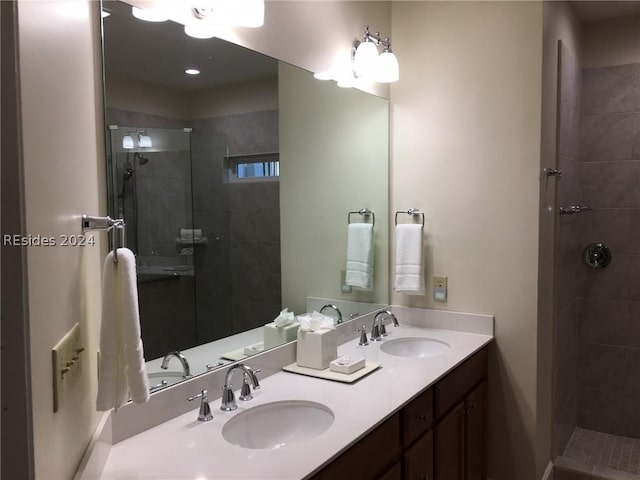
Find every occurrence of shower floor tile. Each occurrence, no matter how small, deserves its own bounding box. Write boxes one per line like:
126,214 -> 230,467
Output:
560,428 -> 640,479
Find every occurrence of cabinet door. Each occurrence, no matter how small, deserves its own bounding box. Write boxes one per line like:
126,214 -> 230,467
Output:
403,388 -> 434,447
465,381 -> 487,480
403,430 -> 433,480
379,462 -> 402,480
435,402 -> 465,480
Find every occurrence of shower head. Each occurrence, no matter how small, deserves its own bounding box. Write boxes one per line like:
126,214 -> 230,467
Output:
135,152 -> 149,165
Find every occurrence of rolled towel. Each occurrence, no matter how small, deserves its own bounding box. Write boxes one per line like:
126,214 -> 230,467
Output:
97,248 -> 149,411
345,223 -> 374,290
394,224 -> 425,295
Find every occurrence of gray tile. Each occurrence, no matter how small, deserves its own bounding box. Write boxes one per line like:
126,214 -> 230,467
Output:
577,386 -> 628,437
584,256 -> 632,301
229,209 -> 257,241
580,113 -> 639,163
581,209 -> 631,255
255,208 -> 280,241
578,161 -> 640,208
578,343 -> 628,390
582,64 -> 640,115
579,298 -> 630,347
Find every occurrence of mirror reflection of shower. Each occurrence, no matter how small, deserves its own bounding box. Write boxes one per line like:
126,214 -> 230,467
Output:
118,152 -> 150,253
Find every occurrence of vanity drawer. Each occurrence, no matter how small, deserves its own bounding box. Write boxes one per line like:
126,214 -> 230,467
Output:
403,429 -> 433,480
312,413 -> 401,480
402,387 -> 433,447
435,347 -> 487,418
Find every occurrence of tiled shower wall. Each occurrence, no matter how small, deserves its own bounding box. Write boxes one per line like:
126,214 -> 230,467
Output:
554,41 -> 585,455
576,61 -> 640,438
192,110 -> 281,342
106,107 -> 281,352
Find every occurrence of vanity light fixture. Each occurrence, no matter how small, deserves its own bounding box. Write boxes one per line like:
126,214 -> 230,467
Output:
353,26 -> 399,83
184,1 -> 264,39
101,9 -> 111,18
138,131 -> 152,148
122,133 -> 134,149
131,5 -> 170,22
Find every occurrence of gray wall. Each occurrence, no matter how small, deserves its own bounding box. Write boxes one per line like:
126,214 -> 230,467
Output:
576,60 -> 640,437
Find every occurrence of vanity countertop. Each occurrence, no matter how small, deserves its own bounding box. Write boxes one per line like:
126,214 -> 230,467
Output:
98,325 -> 492,480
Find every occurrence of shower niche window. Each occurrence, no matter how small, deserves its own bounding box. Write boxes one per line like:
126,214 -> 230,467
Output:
225,152 -> 280,182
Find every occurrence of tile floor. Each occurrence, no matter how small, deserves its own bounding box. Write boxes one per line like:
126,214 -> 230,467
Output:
559,428 -> 640,479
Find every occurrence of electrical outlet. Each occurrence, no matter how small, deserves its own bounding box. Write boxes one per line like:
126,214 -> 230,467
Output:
433,276 -> 448,302
52,323 -> 84,412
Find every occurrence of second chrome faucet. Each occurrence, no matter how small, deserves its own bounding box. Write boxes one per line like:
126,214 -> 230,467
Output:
221,363 -> 260,411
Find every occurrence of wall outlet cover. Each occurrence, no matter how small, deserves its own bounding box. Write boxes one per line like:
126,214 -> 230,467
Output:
433,275 -> 448,302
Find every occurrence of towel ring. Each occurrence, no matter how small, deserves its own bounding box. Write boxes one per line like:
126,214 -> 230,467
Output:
395,208 -> 424,228
81,214 -> 126,264
348,208 -> 375,227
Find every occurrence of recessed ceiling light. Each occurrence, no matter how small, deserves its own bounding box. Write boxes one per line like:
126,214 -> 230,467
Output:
185,69 -> 201,75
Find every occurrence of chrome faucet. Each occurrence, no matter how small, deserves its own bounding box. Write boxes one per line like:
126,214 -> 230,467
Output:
221,363 -> 260,411
371,310 -> 399,342
320,304 -> 343,324
160,351 -> 191,378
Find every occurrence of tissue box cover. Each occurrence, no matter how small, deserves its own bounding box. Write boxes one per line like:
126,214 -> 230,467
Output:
296,329 -> 338,370
264,321 -> 300,349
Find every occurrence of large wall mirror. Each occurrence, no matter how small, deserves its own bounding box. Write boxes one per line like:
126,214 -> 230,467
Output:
101,0 -> 389,393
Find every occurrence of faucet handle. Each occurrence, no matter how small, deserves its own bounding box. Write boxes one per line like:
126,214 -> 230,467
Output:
239,374 -> 253,401
370,322 -> 382,342
187,389 -> 213,422
354,325 -> 369,346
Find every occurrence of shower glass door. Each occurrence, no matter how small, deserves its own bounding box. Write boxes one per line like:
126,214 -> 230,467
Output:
107,126 -> 197,359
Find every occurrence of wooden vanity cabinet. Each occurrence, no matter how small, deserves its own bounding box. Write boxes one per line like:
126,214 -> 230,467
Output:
311,347 -> 488,480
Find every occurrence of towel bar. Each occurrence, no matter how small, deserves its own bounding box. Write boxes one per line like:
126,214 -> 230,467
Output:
81,215 -> 126,263
395,208 -> 424,227
347,208 -> 375,227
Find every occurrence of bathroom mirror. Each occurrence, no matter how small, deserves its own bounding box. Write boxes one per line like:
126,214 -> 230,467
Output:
101,0 -> 389,391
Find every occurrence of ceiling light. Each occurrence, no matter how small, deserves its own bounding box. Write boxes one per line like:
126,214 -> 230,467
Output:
184,22 -> 219,39
185,68 -> 201,75
131,6 -> 170,22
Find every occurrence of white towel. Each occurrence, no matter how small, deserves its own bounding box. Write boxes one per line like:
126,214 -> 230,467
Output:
394,224 -> 425,295
96,248 -> 149,411
345,223 -> 374,290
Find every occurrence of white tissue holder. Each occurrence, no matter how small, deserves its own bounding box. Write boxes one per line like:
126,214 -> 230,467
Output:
264,321 -> 300,349
296,328 -> 338,370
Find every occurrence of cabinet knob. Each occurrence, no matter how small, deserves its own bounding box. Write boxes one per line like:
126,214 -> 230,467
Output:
419,475 -> 429,480
419,413 -> 430,422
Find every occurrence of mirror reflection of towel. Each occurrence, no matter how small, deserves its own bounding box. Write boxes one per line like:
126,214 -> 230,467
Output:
345,223 -> 374,290
394,224 -> 425,295
96,248 -> 149,411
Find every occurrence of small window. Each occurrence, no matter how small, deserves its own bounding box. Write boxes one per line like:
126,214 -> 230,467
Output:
225,153 -> 279,183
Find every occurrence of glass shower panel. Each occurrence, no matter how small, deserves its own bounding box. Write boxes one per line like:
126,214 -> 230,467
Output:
107,126 -> 197,359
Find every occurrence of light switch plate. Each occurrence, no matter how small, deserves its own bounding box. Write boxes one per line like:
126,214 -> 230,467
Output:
433,276 -> 448,302
52,323 -> 84,412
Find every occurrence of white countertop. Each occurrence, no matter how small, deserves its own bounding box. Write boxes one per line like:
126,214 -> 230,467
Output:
98,325 -> 492,480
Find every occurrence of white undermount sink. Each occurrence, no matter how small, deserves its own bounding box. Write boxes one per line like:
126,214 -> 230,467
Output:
380,337 -> 451,358
222,400 -> 334,450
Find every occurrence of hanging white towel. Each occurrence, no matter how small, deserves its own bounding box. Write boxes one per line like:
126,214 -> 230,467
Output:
345,223 -> 374,290
96,248 -> 149,411
394,224 -> 425,295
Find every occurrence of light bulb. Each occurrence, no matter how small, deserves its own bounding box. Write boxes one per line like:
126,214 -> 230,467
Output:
138,133 -> 152,148
222,0 -> 264,28
376,50 -> 399,83
353,40 -> 379,79
122,134 -> 134,149
184,22 -> 218,39
131,6 -> 169,22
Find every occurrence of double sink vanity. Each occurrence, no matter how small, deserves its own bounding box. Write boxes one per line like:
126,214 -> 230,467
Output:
81,306 -> 493,480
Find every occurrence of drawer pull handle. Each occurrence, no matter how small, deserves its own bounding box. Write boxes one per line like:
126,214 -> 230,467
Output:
419,413 -> 429,421
419,475 -> 429,480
